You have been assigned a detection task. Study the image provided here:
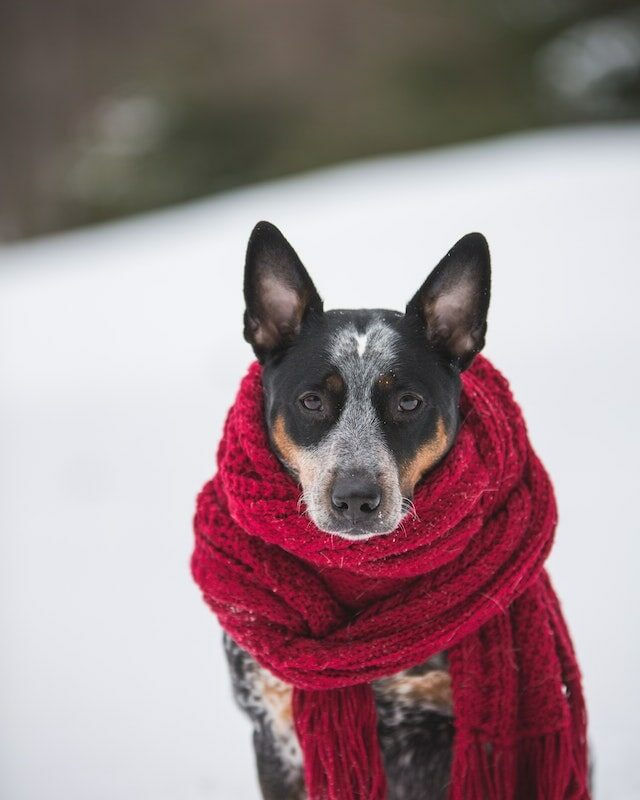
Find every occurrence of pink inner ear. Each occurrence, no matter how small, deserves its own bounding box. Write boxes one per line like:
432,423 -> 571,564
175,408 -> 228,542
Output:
253,276 -> 303,349
427,278 -> 478,358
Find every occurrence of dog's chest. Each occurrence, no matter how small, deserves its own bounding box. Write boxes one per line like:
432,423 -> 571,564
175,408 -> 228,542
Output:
373,652 -> 453,725
224,634 -> 453,778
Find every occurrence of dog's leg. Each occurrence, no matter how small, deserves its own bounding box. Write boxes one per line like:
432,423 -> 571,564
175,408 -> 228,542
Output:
378,710 -> 454,800
253,723 -> 306,800
223,634 -> 305,800
374,657 -> 455,800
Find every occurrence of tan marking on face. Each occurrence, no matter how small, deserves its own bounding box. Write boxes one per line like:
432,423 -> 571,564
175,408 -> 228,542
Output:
271,414 -> 303,474
325,372 -> 344,393
271,414 -> 317,488
380,670 -> 453,712
256,669 -> 294,735
377,372 -> 395,391
400,416 -> 449,496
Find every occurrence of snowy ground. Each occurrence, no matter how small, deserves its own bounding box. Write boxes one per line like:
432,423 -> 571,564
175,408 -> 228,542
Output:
1,125 -> 639,800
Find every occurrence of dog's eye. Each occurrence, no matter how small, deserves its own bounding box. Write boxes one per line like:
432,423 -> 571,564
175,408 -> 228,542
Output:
398,394 -> 422,413
300,393 -> 323,412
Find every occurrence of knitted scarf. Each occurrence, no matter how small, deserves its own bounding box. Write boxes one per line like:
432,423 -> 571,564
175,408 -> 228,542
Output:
191,356 -> 590,800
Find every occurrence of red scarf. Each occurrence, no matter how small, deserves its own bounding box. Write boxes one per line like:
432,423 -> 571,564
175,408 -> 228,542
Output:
191,356 -> 590,800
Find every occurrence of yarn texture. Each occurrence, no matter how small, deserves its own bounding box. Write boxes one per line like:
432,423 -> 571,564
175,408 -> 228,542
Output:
191,356 -> 590,800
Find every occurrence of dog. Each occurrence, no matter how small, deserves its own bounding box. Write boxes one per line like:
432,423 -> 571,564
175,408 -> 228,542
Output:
224,220 -> 490,800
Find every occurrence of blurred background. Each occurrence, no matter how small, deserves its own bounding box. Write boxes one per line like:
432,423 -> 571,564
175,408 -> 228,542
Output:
2,3 -> 640,800
1,0 -> 640,241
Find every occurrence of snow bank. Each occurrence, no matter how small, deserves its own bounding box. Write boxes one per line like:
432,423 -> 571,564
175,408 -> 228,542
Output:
1,125 -> 639,799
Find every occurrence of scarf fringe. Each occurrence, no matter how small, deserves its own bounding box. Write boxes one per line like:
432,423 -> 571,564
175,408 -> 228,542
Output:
450,726 -> 589,800
293,684 -> 387,800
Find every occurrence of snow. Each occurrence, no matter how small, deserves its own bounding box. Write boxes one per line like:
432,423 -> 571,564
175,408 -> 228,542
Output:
1,125 -> 639,800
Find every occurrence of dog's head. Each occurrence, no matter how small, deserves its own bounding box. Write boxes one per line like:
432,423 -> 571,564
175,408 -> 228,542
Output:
243,222 -> 490,539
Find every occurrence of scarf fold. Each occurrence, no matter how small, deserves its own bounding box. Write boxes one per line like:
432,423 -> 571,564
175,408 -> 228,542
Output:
191,355 -> 590,800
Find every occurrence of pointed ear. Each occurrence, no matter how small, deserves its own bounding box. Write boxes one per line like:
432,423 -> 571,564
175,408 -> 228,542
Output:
406,233 -> 491,371
243,221 -> 323,362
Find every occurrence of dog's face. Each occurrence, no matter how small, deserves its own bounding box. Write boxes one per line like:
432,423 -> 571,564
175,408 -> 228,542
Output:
243,222 -> 490,539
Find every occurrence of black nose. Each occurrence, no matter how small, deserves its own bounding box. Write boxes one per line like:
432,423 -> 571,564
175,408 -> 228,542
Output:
331,474 -> 382,522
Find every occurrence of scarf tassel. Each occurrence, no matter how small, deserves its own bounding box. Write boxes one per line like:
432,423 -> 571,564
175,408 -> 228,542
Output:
293,684 -> 387,800
450,726 -> 589,800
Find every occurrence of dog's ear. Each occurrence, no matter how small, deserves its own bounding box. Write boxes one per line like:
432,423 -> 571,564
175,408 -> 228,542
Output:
406,233 -> 490,371
243,221 -> 323,362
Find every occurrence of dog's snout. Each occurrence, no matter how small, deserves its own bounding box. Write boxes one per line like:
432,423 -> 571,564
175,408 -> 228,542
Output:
331,473 -> 382,522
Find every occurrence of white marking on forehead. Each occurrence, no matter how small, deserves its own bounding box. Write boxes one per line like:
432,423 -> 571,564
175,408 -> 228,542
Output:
323,318 -> 399,470
330,319 -> 398,368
